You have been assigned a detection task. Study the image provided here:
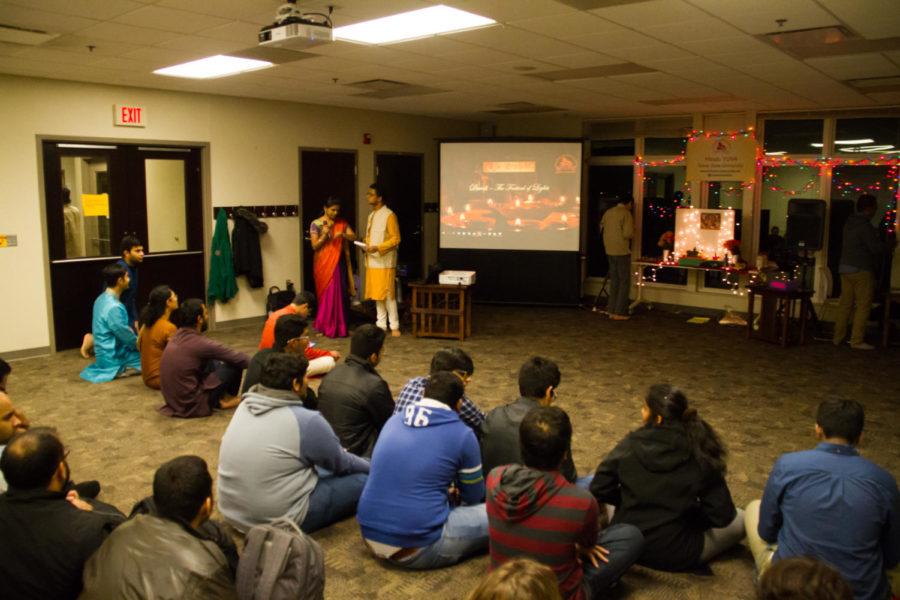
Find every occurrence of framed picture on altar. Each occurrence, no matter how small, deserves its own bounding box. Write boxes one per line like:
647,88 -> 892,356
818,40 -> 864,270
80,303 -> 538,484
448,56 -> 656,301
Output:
700,212 -> 722,230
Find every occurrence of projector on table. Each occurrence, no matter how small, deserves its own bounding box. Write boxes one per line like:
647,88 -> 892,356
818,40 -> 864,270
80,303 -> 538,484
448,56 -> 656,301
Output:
439,271 -> 476,285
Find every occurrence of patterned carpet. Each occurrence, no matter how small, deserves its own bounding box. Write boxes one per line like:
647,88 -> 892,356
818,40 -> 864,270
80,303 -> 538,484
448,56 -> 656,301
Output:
6,304 -> 898,599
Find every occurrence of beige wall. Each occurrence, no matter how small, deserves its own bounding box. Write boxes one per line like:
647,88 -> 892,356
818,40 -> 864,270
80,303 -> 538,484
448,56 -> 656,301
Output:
0,74 -> 478,354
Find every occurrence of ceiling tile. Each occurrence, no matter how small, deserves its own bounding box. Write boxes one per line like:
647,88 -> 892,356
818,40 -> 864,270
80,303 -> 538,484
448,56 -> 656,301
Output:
77,21 -> 182,45
195,20 -> 261,44
590,0 -> 710,27
43,34 -> 143,56
542,51 -> 623,69
3,0 -> 142,21
156,35 -> 247,55
112,6 -> 234,35
508,12 -> 622,38
155,0 -> 277,21
685,0 -> 840,36
445,0 -> 575,22
602,42 -> 694,63
569,28 -> 660,53
452,25 -> 585,57
0,3 -> 100,34
817,0 -> 900,40
806,52 -> 900,80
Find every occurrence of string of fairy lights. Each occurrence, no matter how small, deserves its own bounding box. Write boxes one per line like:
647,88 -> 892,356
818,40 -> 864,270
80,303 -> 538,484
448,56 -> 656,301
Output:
631,127 -> 899,290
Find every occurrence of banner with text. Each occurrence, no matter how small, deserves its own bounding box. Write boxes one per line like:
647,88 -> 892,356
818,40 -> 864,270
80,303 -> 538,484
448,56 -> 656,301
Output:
686,136 -> 757,181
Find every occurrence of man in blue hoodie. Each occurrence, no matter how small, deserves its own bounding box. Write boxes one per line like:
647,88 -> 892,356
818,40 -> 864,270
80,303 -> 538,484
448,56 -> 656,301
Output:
357,371 -> 487,569
833,194 -> 898,350
217,353 -> 369,533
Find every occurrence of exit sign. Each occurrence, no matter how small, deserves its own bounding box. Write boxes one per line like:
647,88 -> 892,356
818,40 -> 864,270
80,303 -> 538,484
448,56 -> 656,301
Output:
114,104 -> 145,127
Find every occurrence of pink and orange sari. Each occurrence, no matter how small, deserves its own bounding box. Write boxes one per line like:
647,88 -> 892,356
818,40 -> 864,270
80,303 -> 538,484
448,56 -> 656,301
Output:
311,217 -> 350,337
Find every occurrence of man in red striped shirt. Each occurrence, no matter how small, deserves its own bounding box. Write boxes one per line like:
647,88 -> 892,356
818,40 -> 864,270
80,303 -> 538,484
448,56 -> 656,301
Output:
486,407 -> 643,599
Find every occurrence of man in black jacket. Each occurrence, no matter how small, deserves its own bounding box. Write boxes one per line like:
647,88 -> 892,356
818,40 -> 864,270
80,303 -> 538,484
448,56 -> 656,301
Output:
318,324 -> 393,457
80,455 -> 236,599
479,356 -> 579,483
0,428 -> 124,600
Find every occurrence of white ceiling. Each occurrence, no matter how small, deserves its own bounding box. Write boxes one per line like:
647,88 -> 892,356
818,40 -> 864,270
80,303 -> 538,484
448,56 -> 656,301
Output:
0,0 -> 898,121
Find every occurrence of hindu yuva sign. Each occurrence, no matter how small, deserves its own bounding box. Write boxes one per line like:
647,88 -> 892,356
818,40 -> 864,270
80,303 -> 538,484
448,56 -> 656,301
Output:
686,136 -> 758,181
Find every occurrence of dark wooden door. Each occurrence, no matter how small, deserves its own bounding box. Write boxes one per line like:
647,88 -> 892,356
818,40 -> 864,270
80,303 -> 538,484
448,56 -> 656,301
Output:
300,149 -> 357,295
374,153 -> 424,281
43,141 -> 204,350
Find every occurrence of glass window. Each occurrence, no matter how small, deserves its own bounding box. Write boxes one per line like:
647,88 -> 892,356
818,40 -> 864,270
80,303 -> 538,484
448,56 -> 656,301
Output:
641,166 -> 690,285
759,166 -> 821,270
763,119 -> 824,155
145,158 -> 188,253
834,117 -> 900,156
644,137 -> 686,156
60,155 -> 111,258
591,139 -> 634,157
705,181 -> 744,289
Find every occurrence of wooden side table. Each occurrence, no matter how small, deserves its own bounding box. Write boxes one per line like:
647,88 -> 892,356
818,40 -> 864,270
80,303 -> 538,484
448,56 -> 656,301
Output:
409,283 -> 472,340
747,285 -> 814,347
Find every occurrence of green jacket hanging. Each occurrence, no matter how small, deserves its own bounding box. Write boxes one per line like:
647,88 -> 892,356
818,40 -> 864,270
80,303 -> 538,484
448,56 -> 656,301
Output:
207,209 -> 238,304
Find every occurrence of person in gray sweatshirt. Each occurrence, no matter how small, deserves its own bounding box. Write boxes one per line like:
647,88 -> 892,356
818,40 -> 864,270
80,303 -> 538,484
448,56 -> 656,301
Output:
217,353 -> 369,533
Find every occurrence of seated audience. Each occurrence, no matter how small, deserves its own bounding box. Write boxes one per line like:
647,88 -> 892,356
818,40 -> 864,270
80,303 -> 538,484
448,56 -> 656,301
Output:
394,348 -> 485,431
357,371 -> 488,569
480,356 -> 577,482
0,357 -> 10,391
136,285 -> 178,389
259,291 -> 340,376
80,263 -> 141,383
746,399 -> 899,600
159,299 -> 250,418
317,324 -> 393,457
757,557 -> 853,600
467,558 -> 563,600
487,407 -> 643,600
0,428 -> 124,599
241,315 -> 323,398
590,384 -> 744,572
0,390 -> 29,492
80,455 -> 236,599
218,353 -> 369,533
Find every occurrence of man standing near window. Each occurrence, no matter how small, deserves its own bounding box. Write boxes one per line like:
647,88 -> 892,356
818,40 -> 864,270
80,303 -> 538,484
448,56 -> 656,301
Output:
833,194 -> 897,350
600,194 -> 634,321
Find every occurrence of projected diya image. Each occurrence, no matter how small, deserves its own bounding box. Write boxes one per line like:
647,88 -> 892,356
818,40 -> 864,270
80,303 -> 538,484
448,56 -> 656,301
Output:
441,194 -> 580,236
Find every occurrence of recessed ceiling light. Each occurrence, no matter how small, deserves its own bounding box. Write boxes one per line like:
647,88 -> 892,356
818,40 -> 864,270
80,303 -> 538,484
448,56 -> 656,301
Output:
334,5 -> 495,45
834,138 -> 875,145
810,143 -> 824,148
154,55 -> 273,79
765,151 -> 787,156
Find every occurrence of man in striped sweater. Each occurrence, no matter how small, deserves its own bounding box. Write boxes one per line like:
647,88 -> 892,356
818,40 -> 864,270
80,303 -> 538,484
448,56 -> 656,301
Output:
486,407 -> 643,599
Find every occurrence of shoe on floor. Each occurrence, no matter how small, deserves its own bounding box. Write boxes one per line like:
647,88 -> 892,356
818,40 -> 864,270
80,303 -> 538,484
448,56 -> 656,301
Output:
610,314 -> 631,321
391,329 -> 401,337
850,342 -> 874,350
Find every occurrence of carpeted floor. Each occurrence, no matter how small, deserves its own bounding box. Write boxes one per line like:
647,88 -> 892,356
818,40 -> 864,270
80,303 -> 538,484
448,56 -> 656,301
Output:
5,305 -> 898,599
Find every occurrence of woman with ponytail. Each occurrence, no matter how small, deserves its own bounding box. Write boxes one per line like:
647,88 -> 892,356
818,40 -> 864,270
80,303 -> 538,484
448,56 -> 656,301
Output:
589,384 -> 744,572
137,285 -> 178,390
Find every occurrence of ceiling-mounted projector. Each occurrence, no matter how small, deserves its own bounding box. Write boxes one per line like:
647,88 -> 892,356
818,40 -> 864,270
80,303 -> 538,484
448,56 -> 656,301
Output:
258,1 -> 333,50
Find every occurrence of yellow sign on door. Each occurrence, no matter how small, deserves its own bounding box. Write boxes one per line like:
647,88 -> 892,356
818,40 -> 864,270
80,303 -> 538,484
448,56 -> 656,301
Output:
82,193 -> 110,217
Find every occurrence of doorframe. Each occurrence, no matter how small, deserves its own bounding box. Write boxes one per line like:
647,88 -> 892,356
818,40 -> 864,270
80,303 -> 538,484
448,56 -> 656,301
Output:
36,134 -> 211,351
373,150 -> 426,281
298,146 -> 358,292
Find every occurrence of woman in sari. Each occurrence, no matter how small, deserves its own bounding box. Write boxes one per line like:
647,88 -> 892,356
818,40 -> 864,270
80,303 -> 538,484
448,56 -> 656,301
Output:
310,198 -> 357,337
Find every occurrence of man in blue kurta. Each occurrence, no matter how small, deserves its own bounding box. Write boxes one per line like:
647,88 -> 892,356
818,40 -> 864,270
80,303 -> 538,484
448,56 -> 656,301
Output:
80,263 -> 141,383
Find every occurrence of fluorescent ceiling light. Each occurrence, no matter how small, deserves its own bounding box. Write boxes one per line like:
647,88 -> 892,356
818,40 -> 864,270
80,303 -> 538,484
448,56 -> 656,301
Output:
334,5 -> 495,45
838,144 -> 894,153
154,55 -> 273,79
834,138 -> 875,145
810,143 -> 824,148
765,151 -> 786,156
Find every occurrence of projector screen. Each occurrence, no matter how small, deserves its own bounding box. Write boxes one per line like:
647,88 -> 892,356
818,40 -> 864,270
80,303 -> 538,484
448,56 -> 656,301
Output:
440,141 -> 582,251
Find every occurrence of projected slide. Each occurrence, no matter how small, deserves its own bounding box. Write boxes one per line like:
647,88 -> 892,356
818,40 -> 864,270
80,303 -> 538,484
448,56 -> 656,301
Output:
440,142 -> 582,251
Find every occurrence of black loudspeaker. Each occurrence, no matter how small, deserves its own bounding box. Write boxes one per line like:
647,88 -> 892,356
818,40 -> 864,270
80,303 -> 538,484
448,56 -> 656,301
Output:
786,198 -> 826,250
